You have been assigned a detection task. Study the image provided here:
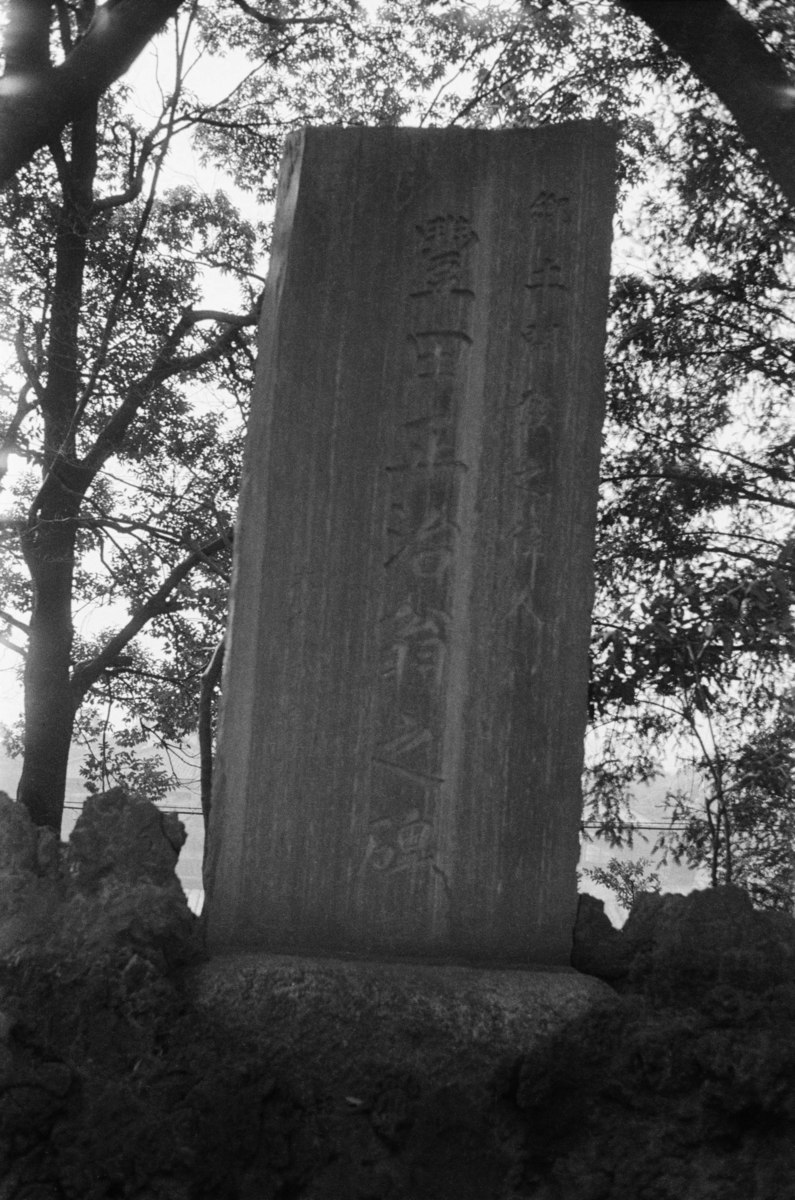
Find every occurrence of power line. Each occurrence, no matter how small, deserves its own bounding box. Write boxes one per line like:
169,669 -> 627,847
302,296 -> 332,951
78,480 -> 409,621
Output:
60,802 -> 693,831
63,800 -> 204,815
582,821 -> 692,831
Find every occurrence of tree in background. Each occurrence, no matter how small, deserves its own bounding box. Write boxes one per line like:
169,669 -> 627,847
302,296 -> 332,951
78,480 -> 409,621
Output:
0,0 -> 446,830
0,1 -> 793,910
582,1 -> 795,898
581,856 -> 661,912
0,0 -> 185,188
614,0 -> 795,208
0,0 -> 262,828
191,0 -> 795,903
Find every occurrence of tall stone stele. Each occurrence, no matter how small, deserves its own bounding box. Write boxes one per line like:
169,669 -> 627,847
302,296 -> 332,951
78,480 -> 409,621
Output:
204,124 -> 616,964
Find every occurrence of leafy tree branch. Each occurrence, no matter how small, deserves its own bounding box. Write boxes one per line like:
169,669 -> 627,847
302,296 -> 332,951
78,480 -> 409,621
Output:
615,0 -> 795,207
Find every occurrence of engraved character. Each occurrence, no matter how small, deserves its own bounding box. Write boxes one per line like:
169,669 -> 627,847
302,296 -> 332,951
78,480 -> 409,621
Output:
395,810 -> 433,860
522,258 -> 569,345
527,190 -> 572,229
385,505 -> 458,578
413,214 -> 478,294
410,330 -> 471,380
381,603 -> 449,689
365,818 -> 397,871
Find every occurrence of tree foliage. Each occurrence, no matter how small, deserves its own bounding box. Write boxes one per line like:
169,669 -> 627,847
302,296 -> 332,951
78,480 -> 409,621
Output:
0,1 -> 262,826
0,0 -> 792,906
581,855 -> 661,912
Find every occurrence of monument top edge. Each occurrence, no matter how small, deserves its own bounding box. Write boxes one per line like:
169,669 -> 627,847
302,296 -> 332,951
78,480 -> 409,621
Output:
286,119 -> 617,144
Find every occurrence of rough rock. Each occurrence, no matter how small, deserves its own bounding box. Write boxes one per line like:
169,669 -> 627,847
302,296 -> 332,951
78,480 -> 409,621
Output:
0,792 -> 64,951
571,892 -> 631,982
573,886 -> 795,1003
189,953 -> 619,1081
55,877 -> 199,971
0,790 -> 41,875
3,875 -> 795,1196
55,788 -> 198,969
0,790 -> 61,882
0,788 -> 197,968
187,954 -> 620,1197
622,885 -> 795,1001
65,786 -> 187,893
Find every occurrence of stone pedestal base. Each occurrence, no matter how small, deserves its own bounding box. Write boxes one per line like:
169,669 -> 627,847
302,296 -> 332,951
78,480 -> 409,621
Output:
189,953 -> 617,1072
186,954 -> 619,1198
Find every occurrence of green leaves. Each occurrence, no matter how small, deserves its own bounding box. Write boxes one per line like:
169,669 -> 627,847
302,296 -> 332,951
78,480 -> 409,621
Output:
1,0 -> 792,864
581,856 -> 661,911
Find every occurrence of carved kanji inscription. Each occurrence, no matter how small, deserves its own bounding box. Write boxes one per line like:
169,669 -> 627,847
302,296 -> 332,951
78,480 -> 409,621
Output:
204,126 -> 617,964
369,214 -> 479,868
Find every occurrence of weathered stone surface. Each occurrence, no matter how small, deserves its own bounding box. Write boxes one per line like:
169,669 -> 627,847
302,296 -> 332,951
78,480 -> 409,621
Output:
0,787 -> 197,966
53,789 -> 197,967
205,124 -> 617,964
572,886 -> 795,1002
190,955 -> 618,1080
56,879 -> 199,970
0,790 -> 38,876
5,900 -> 795,1198
621,885 -> 795,1001
66,786 -> 186,893
187,952 -> 620,1184
571,892 -> 631,982
0,792 -> 63,950
0,790 -> 58,879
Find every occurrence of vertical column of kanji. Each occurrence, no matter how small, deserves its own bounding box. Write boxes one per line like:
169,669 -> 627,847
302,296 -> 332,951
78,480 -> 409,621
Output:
452,130 -> 617,964
511,190 -> 573,626
487,183 -> 590,963
493,152 -> 613,961
356,214 -> 479,948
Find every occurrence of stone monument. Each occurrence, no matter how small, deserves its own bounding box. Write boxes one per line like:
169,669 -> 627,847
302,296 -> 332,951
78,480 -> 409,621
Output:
204,124 -> 616,963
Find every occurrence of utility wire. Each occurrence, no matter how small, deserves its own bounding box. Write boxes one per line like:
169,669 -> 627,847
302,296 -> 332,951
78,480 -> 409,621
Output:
61,801 -> 693,831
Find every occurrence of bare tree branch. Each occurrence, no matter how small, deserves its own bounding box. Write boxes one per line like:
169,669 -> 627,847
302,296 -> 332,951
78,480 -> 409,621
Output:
228,1 -> 339,32
92,127 -> 155,212
0,384 -> 37,487
79,8 -> 197,415
5,512 -> 187,547
79,515 -> 185,545
69,526 -> 234,701
199,634 -> 225,831
181,529 -> 233,579
602,468 -> 795,512
27,294 -> 260,521
0,632 -> 26,657
80,300 -> 260,474
53,0 -> 75,56
14,319 -> 45,402
0,609 -> 31,636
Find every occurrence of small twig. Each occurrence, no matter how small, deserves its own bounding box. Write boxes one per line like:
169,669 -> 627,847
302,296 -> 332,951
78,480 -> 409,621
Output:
0,633 -> 26,658
69,527 -> 234,702
0,384 -> 38,488
0,609 -> 31,636
229,0 -> 339,31
14,320 -> 45,402
199,635 -> 226,835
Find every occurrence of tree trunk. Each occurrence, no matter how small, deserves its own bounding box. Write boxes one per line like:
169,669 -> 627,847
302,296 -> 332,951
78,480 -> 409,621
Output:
17,522 -> 79,830
15,101 -> 96,830
616,0 -> 795,210
0,0 -> 184,190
